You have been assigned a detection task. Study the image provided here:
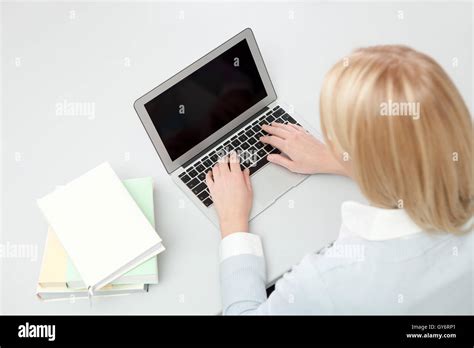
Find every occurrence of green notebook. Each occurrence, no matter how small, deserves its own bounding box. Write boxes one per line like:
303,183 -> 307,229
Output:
66,177 -> 159,288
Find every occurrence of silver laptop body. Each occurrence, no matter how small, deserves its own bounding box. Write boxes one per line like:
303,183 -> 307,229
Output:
134,28 -> 314,226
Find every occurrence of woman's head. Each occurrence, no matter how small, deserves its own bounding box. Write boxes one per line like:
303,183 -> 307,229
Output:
320,45 -> 472,233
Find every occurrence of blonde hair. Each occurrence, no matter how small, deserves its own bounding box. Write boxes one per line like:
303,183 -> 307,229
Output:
320,45 -> 472,233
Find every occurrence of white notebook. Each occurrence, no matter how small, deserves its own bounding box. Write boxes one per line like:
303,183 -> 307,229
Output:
37,162 -> 165,294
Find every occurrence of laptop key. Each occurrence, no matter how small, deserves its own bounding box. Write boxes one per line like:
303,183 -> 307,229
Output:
203,159 -> 212,167
198,173 -> 206,181
195,164 -> 205,172
249,156 -> 269,175
272,105 -> 280,111
186,178 -> 199,189
202,198 -> 213,207
238,134 -> 248,142
247,129 -> 255,137
255,141 -> 264,149
197,190 -> 209,201
180,174 -> 191,183
187,169 -> 198,177
238,149 -> 247,159
243,158 -> 252,168
257,149 -> 266,158
247,137 -> 257,145
273,108 -> 285,118
192,182 -> 207,195
263,144 -> 273,153
267,115 -> 275,123
241,142 -> 250,150
275,118 -> 285,125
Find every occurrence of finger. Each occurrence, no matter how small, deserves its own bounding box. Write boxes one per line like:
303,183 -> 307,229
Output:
272,122 -> 298,132
287,123 -> 305,132
205,170 -> 214,189
218,154 -> 230,173
260,135 -> 285,150
229,151 -> 241,173
243,168 -> 252,192
212,163 -> 220,178
267,153 -> 294,171
261,124 -> 290,139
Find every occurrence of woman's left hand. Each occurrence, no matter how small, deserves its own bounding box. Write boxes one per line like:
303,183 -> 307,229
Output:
206,152 -> 253,238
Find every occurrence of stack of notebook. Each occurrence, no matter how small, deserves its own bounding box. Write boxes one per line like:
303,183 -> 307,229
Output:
36,163 -> 165,301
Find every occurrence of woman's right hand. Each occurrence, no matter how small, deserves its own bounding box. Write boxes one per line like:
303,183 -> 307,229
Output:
260,122 -> 348,176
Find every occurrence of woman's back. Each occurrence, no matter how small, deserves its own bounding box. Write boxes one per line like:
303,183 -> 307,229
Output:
309,204 -> 473,314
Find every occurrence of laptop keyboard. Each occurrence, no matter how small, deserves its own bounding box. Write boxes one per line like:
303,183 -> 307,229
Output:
178,105 -> 300,207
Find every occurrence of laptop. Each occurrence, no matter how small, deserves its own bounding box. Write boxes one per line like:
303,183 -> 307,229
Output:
134,28 -> 314,226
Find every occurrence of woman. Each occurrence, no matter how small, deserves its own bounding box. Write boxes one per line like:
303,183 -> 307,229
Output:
205,45 -> 472,314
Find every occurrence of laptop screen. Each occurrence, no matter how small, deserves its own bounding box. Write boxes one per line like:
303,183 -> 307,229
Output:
144,39 -> 267,161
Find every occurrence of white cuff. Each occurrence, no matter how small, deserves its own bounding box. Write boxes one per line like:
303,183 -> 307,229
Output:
219,232 -> 263,262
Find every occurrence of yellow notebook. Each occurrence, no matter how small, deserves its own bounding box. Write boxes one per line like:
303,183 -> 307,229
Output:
38,227 -> 68,287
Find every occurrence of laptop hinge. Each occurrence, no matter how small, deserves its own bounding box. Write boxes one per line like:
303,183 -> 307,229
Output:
182,106 -> 270,169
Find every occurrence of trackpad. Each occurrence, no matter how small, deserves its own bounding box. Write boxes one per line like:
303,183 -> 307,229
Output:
251,163 -> 306,207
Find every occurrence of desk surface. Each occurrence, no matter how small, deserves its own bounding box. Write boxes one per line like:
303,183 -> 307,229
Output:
1,1 -> 471,314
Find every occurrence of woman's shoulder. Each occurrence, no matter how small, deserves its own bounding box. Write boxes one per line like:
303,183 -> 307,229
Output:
301,229 -> 472,276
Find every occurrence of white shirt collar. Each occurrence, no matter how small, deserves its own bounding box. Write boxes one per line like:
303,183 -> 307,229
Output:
341,201 -> 423,241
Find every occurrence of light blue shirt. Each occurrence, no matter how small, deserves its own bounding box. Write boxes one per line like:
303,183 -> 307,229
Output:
219,201 -> 473,314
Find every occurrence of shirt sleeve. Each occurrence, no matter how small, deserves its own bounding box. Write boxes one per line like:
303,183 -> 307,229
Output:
219,232 -> 263,262
219,250 -> 335,315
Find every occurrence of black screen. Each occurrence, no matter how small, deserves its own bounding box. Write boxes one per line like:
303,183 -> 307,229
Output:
144,39 -> 267,160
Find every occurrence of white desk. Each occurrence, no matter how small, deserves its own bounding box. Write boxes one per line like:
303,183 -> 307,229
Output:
1,1 -> 470,314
